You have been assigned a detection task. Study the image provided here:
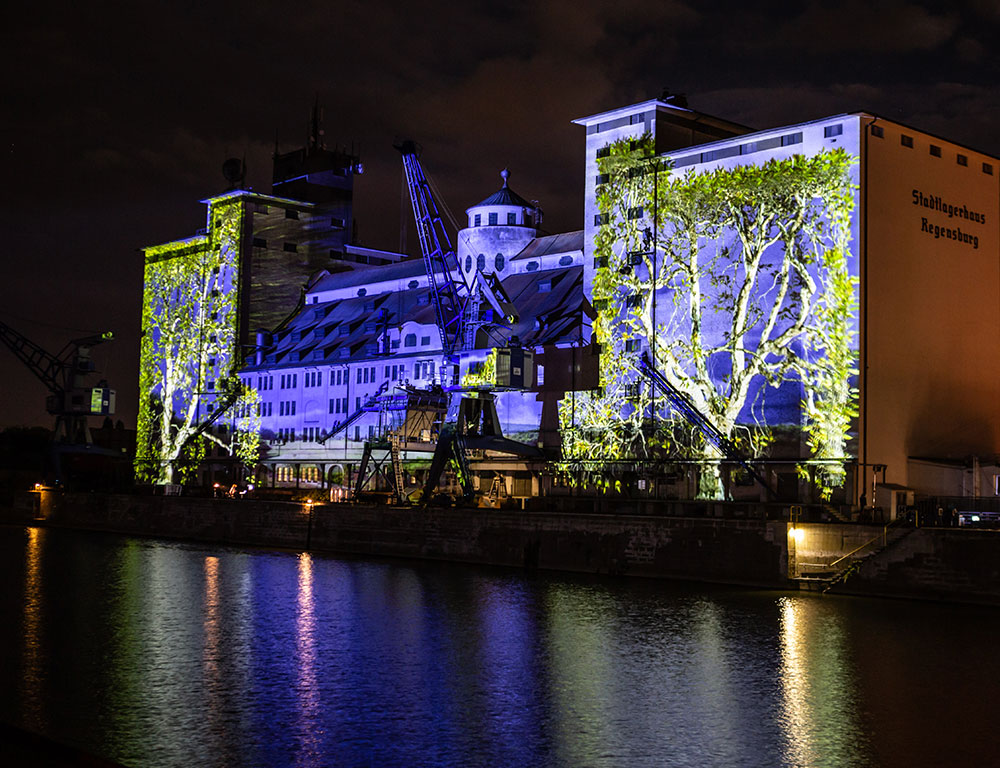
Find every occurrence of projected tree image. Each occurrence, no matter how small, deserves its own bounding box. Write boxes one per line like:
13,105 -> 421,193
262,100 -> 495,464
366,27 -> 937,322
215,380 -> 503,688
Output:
562,137 -> 858,499
135,199 -> 259,484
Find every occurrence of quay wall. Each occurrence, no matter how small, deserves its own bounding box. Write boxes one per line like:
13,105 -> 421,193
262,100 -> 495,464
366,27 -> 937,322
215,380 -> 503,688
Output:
6,491 -> 1000,603
831,528 -> 1000,604
9,491 -> 790,587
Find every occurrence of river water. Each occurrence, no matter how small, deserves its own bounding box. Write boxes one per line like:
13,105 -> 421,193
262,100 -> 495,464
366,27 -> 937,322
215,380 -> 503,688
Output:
1,525 -> 998,767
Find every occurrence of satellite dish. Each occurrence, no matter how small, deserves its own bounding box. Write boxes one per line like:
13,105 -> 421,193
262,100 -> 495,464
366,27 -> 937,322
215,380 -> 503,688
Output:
222,157 -> 244,188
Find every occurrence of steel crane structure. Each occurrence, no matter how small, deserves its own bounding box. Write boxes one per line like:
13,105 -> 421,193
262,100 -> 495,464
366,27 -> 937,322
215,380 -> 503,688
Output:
393,142 -> 541,503
0,320 -> 116,444
636,352 -> 772,498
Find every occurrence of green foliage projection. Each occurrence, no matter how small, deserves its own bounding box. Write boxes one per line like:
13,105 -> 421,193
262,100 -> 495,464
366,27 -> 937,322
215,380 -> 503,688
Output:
135,197 -> 260,484
560,135 -> 858,499
461,349 -> 497,388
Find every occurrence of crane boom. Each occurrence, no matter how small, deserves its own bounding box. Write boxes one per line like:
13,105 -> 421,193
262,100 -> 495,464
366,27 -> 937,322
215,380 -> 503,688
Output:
395,141 -> 469,360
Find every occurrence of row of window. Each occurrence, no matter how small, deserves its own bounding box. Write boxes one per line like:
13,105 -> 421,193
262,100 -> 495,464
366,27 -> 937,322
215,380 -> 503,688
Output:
464,253 -> 506,272
472,212 -> 519,226
280,373 -> 297,389
872,125 -> 994,172
278,401 -> 297,416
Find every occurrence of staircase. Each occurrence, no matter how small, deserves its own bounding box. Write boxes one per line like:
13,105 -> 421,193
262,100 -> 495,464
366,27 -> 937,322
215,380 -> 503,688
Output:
791,521 -> 916,592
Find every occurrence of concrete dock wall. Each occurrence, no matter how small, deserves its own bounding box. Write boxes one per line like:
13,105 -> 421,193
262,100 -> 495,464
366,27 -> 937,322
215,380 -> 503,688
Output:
10,491 -> 790,587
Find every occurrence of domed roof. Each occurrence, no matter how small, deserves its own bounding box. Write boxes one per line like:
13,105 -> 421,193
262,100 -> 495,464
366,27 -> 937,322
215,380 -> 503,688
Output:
468,169 -> 539,211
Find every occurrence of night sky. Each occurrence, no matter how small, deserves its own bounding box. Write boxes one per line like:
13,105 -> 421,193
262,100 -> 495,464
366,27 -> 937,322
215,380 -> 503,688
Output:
4,0 -> 999,430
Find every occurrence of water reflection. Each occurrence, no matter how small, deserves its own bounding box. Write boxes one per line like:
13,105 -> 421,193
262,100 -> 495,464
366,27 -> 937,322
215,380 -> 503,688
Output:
19,527 -> 46,732
4,528 -> 1000,768
294,553 -> 321,765
778,596 -> 871,768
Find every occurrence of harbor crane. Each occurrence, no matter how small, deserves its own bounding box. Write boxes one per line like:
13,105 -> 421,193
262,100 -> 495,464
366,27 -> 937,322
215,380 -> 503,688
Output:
393,141 -> 541,503
0,320 -> 115,445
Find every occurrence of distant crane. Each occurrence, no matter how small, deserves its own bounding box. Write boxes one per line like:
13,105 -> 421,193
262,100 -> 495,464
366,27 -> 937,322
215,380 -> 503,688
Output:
0,320 -> 116,445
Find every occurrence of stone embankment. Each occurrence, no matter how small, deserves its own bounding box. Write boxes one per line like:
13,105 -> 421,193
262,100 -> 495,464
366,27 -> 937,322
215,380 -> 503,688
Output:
5,490 -> 999,604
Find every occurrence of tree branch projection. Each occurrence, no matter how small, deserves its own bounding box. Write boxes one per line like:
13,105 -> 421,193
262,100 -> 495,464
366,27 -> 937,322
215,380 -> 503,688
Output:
135,198 -> 260,484
559,136 -> 858,499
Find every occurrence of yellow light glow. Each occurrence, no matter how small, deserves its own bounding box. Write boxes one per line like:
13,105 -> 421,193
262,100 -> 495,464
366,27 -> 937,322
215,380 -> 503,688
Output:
789,527 -> 805,543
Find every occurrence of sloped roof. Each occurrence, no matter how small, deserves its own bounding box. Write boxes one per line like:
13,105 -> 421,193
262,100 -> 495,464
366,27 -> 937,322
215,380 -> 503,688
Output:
469,169 -> 538,211
511,231 -> 584,261
502,266 -> 584,346
308,258 -> 427,292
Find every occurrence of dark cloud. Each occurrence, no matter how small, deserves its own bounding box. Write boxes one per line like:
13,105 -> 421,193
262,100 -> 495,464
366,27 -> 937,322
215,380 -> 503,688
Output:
3,0 -> 1000,429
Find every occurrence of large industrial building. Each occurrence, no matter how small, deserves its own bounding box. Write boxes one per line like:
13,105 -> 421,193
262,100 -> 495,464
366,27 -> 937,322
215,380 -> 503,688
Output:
136,97 -> 1000,508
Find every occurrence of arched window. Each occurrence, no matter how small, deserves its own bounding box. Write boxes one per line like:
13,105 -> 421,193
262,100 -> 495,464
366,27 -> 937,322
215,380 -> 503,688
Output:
495,253 -> 504,271
477,253 -> 486,272
404,333 -> 417,347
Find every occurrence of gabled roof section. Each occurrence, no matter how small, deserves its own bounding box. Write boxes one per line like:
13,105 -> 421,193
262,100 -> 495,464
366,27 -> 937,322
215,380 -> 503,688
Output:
501,266 -> 585,347
511,231 -> 584,261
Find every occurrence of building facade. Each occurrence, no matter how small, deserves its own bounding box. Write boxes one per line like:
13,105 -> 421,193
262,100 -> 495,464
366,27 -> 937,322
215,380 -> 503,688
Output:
137,97 -> 1000,505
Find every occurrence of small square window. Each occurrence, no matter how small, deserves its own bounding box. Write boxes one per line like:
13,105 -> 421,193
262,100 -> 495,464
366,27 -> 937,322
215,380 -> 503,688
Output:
594,213 -> 610,226
285,209 -> 299,220
253,237 -> 267,248
420,336 -> 431,346
627,207 -> 643,220
901,135 -> 913,148
595,173 -> 610,185
488,212 -> 498,226
957,154 -> 968,166
870,125 -> 884,138
824,124 -> 843,138
930,145 -> 941,158
984,163 -> 994,175
596,146 -> 611,159
283,242 -> 298,253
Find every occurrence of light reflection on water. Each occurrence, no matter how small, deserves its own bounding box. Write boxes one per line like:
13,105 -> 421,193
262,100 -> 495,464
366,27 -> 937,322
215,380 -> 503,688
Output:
2,526 -> 999,768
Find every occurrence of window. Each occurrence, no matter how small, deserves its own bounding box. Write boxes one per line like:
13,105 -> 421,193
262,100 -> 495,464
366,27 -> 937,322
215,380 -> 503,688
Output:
331,217 -> 345,228
824,124 -> 843,138
405,334 -> 416,347
488,212 -> 498,226
626,294 -> 643,308
984,163 -> 994,175
465,255 -> 473,272
594,255 -> 608,268
408,280 -> 419,289
283,242 -> 298,253
495,253 -> 504,271
526,261 -> 539,272
901,134 -> 913,148
253,238 -> 267,248
355,426 -> 360,441
594,213 -> 610,226
421,336 -> 431,346
538,280 -> 551,293
930,145 -> 941,158
369,366 -> 375,381
206,380 -> 215,390
329,399 -> 336,414
356,368 -> 362,383
507,212 -> 516,225
957,154 -> 968,166
596,146 -> 610,159
474,213 -> 481,226
595,173 -> 610,185
285,209 -> 299,220
355,397 -> 361,410
477,254 -> 486,272
625,339 -> 641,352
628,207 -> 643,220
870,125 -> 884,138
363,367 -> 369,384
780,132 -> 803,146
